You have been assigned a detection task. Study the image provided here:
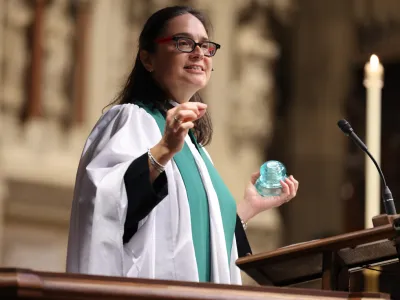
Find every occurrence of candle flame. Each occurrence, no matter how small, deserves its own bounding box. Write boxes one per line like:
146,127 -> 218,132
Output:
370,54 -> 380,69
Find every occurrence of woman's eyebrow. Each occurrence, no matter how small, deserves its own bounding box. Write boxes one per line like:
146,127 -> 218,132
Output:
172,32 -> 209,41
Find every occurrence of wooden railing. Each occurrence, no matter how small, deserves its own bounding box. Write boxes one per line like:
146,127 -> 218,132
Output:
0,268 -> 389,300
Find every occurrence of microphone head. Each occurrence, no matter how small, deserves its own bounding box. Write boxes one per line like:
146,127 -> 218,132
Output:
337,119 -> 353,135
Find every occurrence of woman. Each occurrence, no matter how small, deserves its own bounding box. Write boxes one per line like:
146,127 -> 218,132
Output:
66,5 -> 298,284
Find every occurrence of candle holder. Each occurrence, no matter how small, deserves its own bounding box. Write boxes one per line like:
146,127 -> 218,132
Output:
255,160 -> 288,197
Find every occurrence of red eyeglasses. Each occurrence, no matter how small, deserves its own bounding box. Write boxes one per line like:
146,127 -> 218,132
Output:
155,36 -> 221,57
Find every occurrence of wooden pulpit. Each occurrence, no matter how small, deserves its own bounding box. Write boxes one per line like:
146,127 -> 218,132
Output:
236,214 -> 400,291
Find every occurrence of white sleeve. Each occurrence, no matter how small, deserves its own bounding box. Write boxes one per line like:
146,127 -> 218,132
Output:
66,104 -> 162,276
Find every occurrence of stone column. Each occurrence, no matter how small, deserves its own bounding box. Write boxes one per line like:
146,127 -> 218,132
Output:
205,0 -> 283,281
2,0 -> 33,146
0,0 -> 34,262
85,0 -> 149,128
0,0 -> 4,99
0,0 -> 6,264
206,0 -> 279,214
85,0 -> 115,128
284,0 -> 355,243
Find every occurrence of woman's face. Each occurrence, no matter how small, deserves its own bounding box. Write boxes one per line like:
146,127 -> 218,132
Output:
146,14 -> 214,102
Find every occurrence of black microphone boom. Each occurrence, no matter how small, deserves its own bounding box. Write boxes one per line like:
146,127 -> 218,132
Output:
337,119 -> 397,215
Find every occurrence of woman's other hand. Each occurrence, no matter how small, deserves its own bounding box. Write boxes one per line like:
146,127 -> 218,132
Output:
237,173 -> 299,223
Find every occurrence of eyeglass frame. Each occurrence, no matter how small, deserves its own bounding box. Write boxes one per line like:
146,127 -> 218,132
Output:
154,36 -> 221,57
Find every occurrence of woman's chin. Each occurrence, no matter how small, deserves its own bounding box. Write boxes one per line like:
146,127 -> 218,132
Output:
183,76 -> 208,90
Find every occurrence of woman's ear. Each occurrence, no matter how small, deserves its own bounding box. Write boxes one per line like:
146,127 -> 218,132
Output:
140,50 -> 154,72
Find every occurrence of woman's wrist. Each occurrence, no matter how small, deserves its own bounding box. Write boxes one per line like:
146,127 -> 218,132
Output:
147,141 -> 174,182
150,141 -> 175,166
237,201 -> 257,224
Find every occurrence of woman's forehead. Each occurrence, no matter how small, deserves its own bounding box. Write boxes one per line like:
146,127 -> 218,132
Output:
164,14 -> 208,39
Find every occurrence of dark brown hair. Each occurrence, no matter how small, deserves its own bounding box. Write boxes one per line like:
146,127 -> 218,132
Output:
109,6 -> 213,146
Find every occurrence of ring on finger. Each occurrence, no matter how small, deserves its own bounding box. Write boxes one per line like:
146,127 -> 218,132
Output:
173,115 -> 182,123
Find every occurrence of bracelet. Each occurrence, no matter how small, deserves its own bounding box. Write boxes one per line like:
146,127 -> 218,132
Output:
148,149 -> 165,173
241,218 -> 248,231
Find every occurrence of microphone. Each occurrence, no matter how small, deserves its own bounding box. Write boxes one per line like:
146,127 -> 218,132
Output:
337,119 -> 397,215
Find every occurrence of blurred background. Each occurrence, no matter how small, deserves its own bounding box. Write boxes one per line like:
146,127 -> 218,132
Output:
1,0 -> 400,291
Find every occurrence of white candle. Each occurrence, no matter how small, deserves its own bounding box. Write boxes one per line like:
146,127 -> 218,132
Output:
363,54 -> 384,228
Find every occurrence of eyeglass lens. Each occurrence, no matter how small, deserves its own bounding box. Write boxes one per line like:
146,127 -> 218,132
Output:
176,38 -> 217,57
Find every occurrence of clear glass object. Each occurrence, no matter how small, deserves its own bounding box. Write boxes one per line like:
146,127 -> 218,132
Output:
255,160 -> 288,197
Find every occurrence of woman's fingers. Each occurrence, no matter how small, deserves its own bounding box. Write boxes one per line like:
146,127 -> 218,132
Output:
167,103 -> 207,128
250,171 -> 260,185
280,179 -> 290,196
197,107 -> 207,119
180,102 -> 207,113
162,102 -> 207,153
172,102 -> 207,118
279,176 -> 299,204
285,177 -> 296,197
291,175 -> 299,192
172,110 -> 198,125
176,121 -> 195,136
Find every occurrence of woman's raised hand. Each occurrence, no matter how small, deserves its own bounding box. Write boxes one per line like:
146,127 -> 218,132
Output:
149,102 -> 207,174
161,102 -> 207,154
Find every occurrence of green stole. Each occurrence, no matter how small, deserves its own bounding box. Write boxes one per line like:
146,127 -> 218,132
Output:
138,104 -> 237,282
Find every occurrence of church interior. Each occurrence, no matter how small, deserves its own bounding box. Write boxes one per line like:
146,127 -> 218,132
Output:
1,0 -> 400,299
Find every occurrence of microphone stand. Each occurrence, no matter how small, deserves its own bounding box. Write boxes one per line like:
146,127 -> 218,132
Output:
337,119 -> 400,258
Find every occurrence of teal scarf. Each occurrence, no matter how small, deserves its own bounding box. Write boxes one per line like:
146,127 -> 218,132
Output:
138,104 -> 237,282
